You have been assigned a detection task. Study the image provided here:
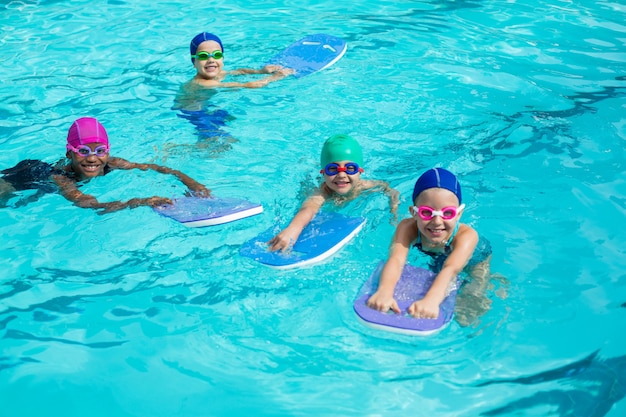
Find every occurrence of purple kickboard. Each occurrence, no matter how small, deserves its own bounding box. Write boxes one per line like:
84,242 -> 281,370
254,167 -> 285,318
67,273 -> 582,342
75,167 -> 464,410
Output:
154,196 -> 263,227
354,261 -> 458,336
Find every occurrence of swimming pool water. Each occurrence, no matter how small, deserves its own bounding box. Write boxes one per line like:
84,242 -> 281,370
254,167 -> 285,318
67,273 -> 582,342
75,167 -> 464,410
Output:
1,1 -> 625,416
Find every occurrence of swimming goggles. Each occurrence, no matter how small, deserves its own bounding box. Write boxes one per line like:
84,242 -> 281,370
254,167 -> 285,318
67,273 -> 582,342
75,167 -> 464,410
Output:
191,50 -> 224,60
411,204 -> 465,221
320,162 -> 363,176
68,145 -> 109,157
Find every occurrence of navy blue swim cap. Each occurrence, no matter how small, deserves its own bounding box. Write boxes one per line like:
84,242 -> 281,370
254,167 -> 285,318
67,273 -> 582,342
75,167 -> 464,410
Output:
190,32 -> 223,63
412,168 -> 462,204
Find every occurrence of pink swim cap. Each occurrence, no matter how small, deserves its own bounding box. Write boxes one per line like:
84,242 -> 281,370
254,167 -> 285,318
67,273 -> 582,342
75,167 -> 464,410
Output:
66,117 -> 109,151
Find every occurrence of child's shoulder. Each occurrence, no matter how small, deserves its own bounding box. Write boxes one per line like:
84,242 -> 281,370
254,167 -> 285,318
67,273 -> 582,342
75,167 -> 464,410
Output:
453,223 -> 479,244
359,178 -> 385,187
396,217 -> 418,234
193,77 -> 221,88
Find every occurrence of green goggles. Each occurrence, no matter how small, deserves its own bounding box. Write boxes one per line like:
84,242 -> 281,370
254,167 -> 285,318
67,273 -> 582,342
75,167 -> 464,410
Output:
191,50 -> 224,61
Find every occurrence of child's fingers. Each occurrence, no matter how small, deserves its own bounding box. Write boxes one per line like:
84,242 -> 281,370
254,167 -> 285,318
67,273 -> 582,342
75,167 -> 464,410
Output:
266,237 -> 285,252
390,302 -> 401,314
408,301 -> 439,319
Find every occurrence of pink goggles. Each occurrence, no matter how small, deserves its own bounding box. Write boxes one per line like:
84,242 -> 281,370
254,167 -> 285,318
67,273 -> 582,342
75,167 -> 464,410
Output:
411,204 -> 465,221
67,144 -> 109,157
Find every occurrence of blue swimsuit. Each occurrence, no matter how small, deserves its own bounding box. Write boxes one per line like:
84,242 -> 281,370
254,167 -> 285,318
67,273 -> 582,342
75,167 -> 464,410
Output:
414,223 -> 492,273
177,107 -> 234,142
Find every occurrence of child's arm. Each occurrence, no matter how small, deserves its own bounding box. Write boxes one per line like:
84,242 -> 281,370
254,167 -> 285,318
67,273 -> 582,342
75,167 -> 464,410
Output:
194,68 -> 294,89
224,67 -> 295,89
267,192 -> 326,252
361,179 -> 400,220
407,225 -> 479,319
52,174 -> 171,213
108,158 -> 211,197
366,218 -> 416,314
228,65 -> 289,75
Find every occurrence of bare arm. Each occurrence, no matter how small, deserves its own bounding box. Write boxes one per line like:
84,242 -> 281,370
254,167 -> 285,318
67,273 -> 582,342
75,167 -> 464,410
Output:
407,224 -> 479,319
361,179 -> 400,220
267,192 -> 326,252
108,158 -> 211,197
228,65 -> 290,76
195,67 -> 294,89
366,218 -> 417,314
52,174 -> 171,214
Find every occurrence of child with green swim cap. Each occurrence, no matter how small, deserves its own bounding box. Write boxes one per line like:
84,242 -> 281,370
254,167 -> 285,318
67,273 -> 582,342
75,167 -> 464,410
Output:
267,134 -> 399,252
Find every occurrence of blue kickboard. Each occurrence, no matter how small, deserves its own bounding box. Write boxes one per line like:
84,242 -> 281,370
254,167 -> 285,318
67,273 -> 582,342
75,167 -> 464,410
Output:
239,211 -> 365,269
353,261 -> 459,336
154,196 -> 263,227
266,34 -> 347,78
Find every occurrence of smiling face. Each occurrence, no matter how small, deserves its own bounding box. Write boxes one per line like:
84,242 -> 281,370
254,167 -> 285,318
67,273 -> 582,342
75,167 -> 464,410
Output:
322,160 -> 362,195
413,188 -> 464,247
193,40 -> 224,80
67,142 -> 110,180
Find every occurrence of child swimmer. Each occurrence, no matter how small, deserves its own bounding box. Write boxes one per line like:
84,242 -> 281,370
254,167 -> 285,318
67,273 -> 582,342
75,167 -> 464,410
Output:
366,168 -> 499,326
188,32 -> 294,89
267,134 -> 400,252
0,117 -> 211,213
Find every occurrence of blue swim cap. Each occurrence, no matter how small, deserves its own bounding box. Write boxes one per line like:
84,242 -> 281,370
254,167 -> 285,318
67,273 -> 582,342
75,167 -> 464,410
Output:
190,32 -> 223,63
412,168 -> 462,204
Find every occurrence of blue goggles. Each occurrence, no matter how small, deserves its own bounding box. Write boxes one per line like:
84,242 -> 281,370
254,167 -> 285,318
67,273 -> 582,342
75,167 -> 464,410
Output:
320,162 -> 363,176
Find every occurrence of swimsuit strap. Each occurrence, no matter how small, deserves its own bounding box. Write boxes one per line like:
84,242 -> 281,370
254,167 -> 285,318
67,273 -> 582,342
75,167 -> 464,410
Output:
447,221 -> 460,246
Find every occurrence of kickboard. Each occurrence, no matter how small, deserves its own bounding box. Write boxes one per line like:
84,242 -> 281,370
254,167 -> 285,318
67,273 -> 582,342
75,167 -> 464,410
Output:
353,261 -> 459,336
154,196 -> 263,227
239,211 -> 365,269
266,34 -> 347,78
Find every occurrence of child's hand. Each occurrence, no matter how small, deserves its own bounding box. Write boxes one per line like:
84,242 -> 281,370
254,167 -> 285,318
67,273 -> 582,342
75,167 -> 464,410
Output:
366,292 -> 401,314
277,67 -> 295,76
262,65 -> 295,75
267,230 -> 296,253
407,297 -> 440,319
262,65 -> 281,73
187,183 -> 211,198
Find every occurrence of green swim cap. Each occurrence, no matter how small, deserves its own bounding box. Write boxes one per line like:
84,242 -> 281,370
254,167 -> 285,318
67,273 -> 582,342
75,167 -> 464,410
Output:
320,134 -> 363,168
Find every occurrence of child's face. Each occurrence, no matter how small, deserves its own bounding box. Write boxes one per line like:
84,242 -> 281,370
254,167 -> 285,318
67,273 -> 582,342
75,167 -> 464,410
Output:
412,188 -> 463,246
194,40 -> 224,80
67,142 -> 110,180
322,160 -> 361,195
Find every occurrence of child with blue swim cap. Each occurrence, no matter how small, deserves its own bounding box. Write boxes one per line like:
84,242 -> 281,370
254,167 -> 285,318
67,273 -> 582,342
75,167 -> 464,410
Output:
188,32 -> 294,89
267,134 -> 400,252
367,168 -> 498,326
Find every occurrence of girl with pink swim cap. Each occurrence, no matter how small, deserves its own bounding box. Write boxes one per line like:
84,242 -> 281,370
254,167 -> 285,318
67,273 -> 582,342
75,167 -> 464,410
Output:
1,117 -> 211,213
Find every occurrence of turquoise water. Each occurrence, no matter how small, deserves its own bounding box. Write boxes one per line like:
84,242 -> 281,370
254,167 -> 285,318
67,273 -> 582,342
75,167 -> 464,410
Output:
1,0 -> 625,416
